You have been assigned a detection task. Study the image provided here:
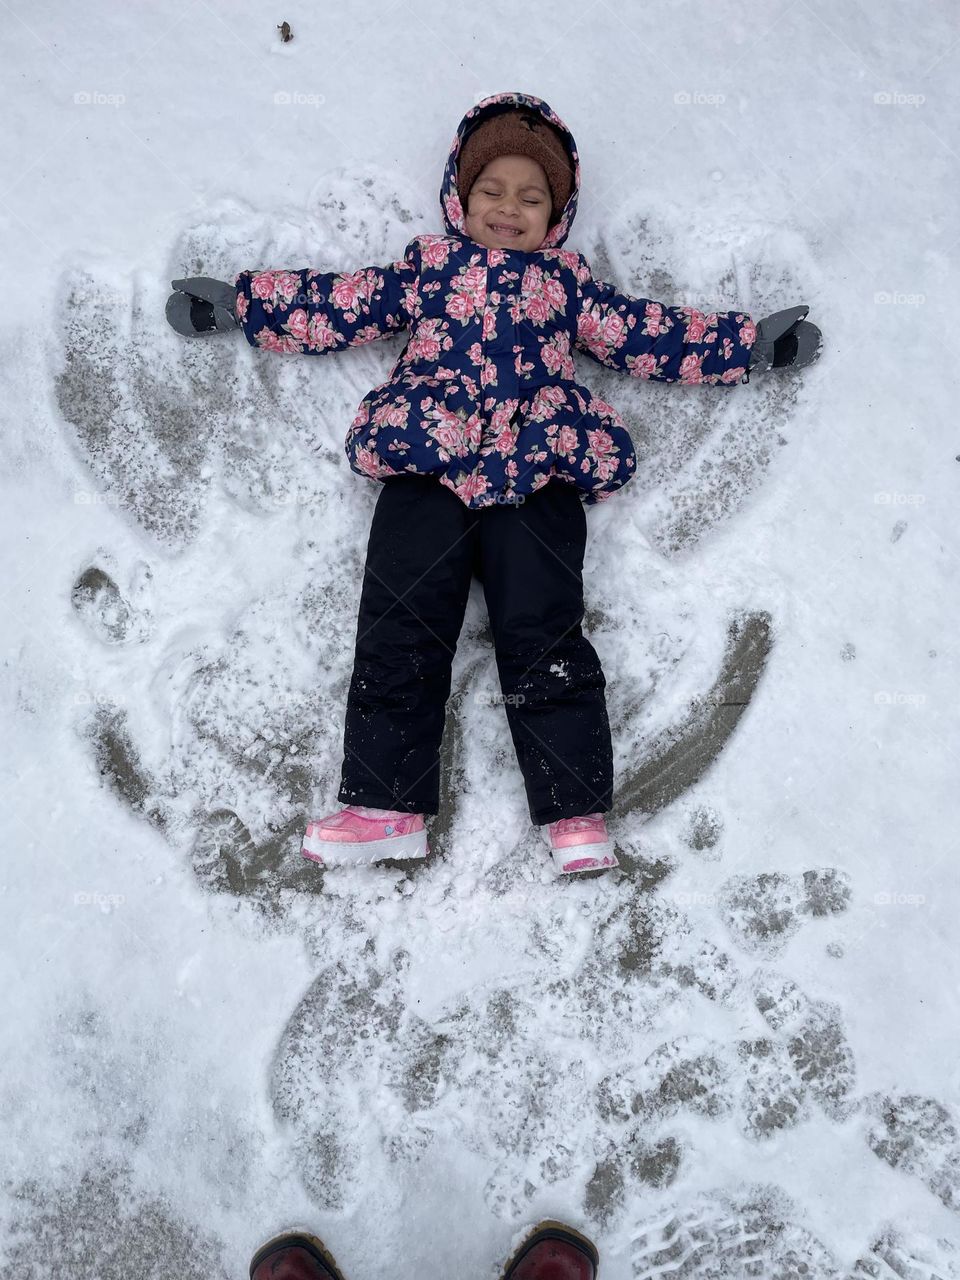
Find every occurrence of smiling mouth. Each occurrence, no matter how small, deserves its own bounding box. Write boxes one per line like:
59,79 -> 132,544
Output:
489,223 -> 523,237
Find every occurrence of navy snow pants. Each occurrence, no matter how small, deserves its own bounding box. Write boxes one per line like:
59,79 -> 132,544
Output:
337,474 -> 614,825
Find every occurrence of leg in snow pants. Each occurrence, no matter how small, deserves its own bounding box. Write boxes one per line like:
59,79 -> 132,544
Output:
337,474 -> 614,825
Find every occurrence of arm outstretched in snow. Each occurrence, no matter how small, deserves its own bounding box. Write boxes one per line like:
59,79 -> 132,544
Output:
574,259 -> 756,386
234,239 -> 421,355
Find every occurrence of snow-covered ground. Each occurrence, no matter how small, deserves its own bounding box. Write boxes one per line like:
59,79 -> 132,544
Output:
2,3 -> 959,1276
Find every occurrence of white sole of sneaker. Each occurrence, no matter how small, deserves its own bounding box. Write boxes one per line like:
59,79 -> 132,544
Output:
552,849 -> 618,875
302,828 -> 429,866
541,830 -> 618,876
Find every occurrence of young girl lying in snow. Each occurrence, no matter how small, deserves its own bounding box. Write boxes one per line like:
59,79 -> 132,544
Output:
167,91 -> 821,876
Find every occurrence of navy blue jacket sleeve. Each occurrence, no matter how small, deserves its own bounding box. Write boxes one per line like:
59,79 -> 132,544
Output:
574,255 -> 756,385
234,238 -> 421,355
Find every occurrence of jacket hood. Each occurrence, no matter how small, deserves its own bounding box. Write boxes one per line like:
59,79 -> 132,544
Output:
440,91 -> 580,250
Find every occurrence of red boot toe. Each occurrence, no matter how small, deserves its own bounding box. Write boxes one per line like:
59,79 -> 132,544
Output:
503,1221 -> 598,1280
249,1233 -> 344,1280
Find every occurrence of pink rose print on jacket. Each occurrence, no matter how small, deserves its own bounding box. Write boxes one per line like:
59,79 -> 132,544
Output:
307,314 -> 339,352
286,309 -> 309,342
420,236 -> 451,270
554,424 -> 581,461
445,264 -> 487,324
251,272 -> 276,301
512,264 -> 568,328
528,385 -> 568,422
576,303 -> 631,363
679,352 -> 706,384
233,92 -> 756,510
422,399 -> 482,463
443,469 -> 491,504
353,444 -> 399,479
626,351 -> 668,380
540,331 -> 575,381
373,399 -> 411,429
253,329 -> 303,354
331,270 -> 380,313
681,308 -> 715,344
406,318 -> 453,363
643,301 -> 671,338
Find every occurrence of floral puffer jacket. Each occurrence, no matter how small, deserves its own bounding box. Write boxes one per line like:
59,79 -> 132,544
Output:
234,91 -> 757,509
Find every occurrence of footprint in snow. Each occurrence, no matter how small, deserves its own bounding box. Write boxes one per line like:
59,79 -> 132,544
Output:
265,891 -> 861,1243
71,557 -> 153,646
716,867 -> 852,957
629,1184 -> 960,1279
866,1092 -> 960,1214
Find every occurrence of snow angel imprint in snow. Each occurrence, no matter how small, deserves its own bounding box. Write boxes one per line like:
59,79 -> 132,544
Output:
56,90 -> 806,894
215,91 -> 761,871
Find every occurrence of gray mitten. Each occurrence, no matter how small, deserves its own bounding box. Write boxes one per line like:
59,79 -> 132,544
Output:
166,277 -> 239,337
746,305 -> 822,379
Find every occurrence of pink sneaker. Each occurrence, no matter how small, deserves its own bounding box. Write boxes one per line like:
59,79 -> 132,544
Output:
540,813 -> 618,875
302,805 -> 429,867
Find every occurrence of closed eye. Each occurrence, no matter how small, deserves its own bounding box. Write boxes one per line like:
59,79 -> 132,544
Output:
480,189 -> 544,204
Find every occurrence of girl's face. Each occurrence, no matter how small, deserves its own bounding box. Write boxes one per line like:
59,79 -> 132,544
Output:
463,154 -> 552,252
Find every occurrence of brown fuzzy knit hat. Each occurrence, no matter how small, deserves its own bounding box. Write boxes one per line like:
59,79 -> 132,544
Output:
458,107 -> 574,224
